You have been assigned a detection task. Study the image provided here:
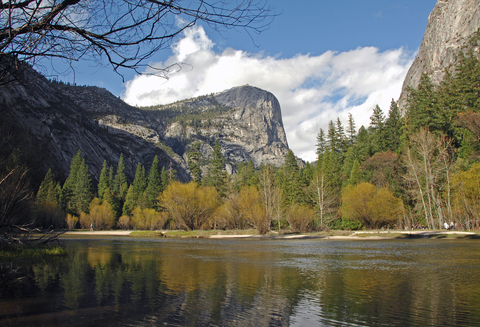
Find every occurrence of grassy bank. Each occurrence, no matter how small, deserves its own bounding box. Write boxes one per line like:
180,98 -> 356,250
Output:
0,245 -> 67,261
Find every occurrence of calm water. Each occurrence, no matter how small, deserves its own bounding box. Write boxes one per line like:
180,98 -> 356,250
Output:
1,237 -> 479,326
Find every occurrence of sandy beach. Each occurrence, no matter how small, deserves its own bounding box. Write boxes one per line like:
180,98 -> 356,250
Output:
61,230 -> 478,239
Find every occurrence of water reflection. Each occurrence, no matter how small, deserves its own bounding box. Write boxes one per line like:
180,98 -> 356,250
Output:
1,238 -> 479,326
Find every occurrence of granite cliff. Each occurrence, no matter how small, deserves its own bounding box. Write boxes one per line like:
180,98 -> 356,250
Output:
398,0 -> 480,110
0,62 -> 289,185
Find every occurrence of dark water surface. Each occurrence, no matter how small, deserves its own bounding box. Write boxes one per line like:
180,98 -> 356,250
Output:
1,237 -> 479,326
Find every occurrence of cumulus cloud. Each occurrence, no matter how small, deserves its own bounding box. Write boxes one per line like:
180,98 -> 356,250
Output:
123,25 -> 414,162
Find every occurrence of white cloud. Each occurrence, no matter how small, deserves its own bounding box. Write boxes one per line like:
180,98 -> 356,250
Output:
123,25 -> 414,162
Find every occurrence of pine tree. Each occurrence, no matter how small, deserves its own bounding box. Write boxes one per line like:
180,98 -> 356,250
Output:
335,117 -> 346,155
113,154 -> 128,200
316,128 -> 326,157
385,99 -> 403,152
160,166 -> 169,192
346,113 -> 357,147
98,160 -> 110,201
406,73 -> 443,134
235,159 -> 259,190
327,120 -> 339,153
188,142 -> 202,182
355,126 -> 371,161
342,147 -> 356,187
302,162 -> 314,187
205,140 -> 228,197
61,149 -> 83,209
132,163 -> 146,196
348,159 -> 361,185
145,155 -> 162,209
283,150 -> 299,178
61,150 -> 93,215
370,105 -> 386,154
74,161 -> 93,215
123,163 -> 147,216
36,168 -> 60,205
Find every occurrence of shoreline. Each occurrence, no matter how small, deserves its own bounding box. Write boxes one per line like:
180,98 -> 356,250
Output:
62,230 -> 479,240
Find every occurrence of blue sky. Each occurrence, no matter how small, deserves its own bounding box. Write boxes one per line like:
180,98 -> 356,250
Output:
51,0 -> 438,162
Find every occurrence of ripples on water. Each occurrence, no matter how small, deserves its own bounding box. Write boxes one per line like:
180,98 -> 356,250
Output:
1,238 -> 479,326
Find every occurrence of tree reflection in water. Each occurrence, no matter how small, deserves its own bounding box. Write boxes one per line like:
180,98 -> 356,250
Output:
0,238 -> 479,326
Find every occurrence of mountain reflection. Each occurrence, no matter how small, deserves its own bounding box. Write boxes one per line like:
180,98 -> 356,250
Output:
1,238 -> 479,326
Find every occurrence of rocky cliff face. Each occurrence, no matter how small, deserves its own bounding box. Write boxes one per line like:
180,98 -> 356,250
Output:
398,0 -> 480,109
0,62 -> 289,184
163,85 -> 290,173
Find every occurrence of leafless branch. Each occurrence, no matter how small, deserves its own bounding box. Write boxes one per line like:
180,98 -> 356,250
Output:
0,0 -> 275,81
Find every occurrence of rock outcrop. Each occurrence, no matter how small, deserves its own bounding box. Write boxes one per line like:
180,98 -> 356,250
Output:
163,85 -> 290,173
0,62 -> 289,185
398,0 -> 480,110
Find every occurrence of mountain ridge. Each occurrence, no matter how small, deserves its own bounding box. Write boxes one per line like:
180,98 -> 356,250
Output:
0,62 -> 290,185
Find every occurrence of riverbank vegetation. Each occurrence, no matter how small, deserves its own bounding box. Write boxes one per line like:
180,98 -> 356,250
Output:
2,40 -> 480,237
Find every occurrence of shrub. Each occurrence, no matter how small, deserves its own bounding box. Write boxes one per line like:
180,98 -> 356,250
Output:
342,182 -> 402,229
117,215 -> 131,230
286,204 -> 315,233
131,207 -> 166,230
159,182 -> 220,230
66,214 -> 78,230
237,186 -> 270,234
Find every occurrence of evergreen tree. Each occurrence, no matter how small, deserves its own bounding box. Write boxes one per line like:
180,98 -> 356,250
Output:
355,126 -> 371,161
98,160 -> 110,201
385,99 -> 403,152
302,162 -> 314,187
61,149 -> 83,209
235,159 -> 259,190
132,163 -> 146,196
145,155 -> 162,209
36,168 -> 60,205
326,120 -> 339,153
205,140 -> 228,197
335,117 -> 346,156
160,166 -> 169,192
113,154 -> 128,200
342,147 -> 357,187
315,128 -> 326,171
369,105 -> 386,154
406,73 -> 443,134
283,150 -> 299,178
123,163 -> 147,215
346,113 -> 357,148
316,128 -> 326,157
188,142 -> 203,182
61,150 -> 93,215
454,49 -> 480,112
74,161 -> 93,215
122,185 -> 136,216
348,159 -> 361,185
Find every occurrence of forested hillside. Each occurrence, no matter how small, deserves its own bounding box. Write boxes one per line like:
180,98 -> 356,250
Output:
17,35 -> 479,233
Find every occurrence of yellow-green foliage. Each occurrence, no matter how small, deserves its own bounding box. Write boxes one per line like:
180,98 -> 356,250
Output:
159,181 -> 220,230
286,204 -> 315,233
65,214 -> 78,230
79,198 -> 115,230
211,192 -> 247,230
342,182 -> 402,229
237,186 -> 270,234
117,215 -> 131,230
131,207 -> 166,230
450,162 -> 480,227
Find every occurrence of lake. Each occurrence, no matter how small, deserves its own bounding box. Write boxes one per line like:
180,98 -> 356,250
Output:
1,237 -> 479,326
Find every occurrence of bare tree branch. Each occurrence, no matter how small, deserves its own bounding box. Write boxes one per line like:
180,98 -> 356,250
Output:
0,0 -> 275,81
